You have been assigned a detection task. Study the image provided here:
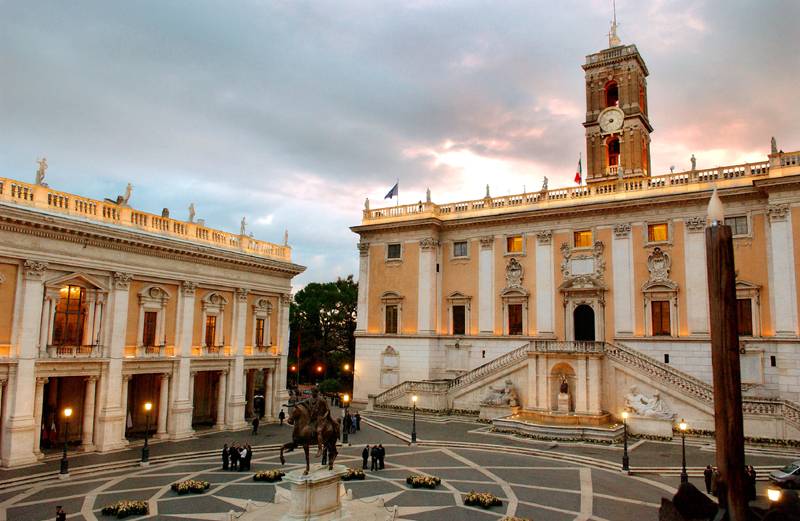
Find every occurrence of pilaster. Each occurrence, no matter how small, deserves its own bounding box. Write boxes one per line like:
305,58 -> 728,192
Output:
611,223 -> 634,335
684,217 -> 710,335
356,242 -> 370,332
535,231 -> 554,335
417,238 -> 438,333
478,236 -> 495,334
168,281 -> 197,440
767,204 -> 798,336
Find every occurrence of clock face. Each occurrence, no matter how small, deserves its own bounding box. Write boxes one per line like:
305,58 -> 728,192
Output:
598,107 -> 624,133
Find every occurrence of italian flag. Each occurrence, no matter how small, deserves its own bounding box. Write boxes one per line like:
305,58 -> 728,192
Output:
574,154 -> 582,185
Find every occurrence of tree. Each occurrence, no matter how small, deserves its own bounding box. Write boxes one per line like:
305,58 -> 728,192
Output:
289,275 -> 357,388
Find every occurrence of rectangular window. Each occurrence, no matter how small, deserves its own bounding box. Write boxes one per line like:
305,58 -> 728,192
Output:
53,285 -> 86,346
255,318 -> 265,347
387,243 -> 402,259
452,305 -> 466,335
205,315 -> 217,347
143,311 -> 158,347
724,216 -> 749,236
506,235 -> 523,253
574,230 -> 592,248
453,241 -> 468,258
771,355 -> 777,367
647,223 -> 669,242
385,305 -> 398,334
737,299 -> 753,336
651,301 -> 671,336
664,354 -> 670,364
508,304 -> 523,335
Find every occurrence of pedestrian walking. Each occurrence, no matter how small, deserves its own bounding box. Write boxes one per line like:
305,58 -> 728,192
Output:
279,409 -> 286,425
222,444 -> 230,471
55,506 -> 67,521
252,416 -> 260,435
355,411 -> 361,431
378,443 -> 385,470
703,465 -> 713,494
362,445 -> 369,469
370,445 -> 379,471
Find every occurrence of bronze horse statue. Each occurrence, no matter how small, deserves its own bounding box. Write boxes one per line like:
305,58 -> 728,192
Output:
279,399 -> 340,475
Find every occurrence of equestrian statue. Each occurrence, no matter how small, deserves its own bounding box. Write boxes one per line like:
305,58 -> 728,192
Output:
279,387 -> 341,475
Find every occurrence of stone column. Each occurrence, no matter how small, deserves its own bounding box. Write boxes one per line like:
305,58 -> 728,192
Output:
2,261 -> 47,467
684,217 -> 710,335
588,357 -> 602,415
536,356 -> 548,410
120,375 -> 131,443
244,369 -> 254,418
226,290 -> 248,429
38,296 -> 53,354
276,293 -> 291,399
535,232 -> 554,335
168,281 -> 197,440
417,238 -> 438,333
575,358 -> 588,413
612,224 -> 635,335
478,236 -> 495,334
768,204 -> 798,336
92,273 -> 131,453
356,242 -> 370,332
526,355 -> 537,409
32,377 -> 48,455
156,374 -> 169,438
264,369 -> 274,419
81,376 -> 97,450
216,370 -> 227,429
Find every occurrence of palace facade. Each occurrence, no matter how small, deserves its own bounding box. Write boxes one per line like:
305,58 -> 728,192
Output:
0,177 -> 303,467
351,36 -> 800,439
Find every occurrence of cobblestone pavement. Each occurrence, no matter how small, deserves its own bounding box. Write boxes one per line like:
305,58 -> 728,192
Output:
1,411 -> 795,520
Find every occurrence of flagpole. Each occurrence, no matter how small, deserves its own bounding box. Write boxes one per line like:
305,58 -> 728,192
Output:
396,179 -> 399,207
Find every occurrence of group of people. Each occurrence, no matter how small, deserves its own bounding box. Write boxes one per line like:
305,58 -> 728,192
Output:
222,443 -> 254,471
362,444 -> 386,471
343,410 -> 361,434
703,465 -> 758,500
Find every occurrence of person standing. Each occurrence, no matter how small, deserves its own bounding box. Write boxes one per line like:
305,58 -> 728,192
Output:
746,465 -> 757,501
252,416 -> 260,435
279,409 -> 286,425
344,412 -> 352,436
370,445 -> 379,471
362,445 -> 370,469
55,506 -> 67,521
355,411 -> 361,431
222,444 -> 230,471
230,444 -> 240,471
239,445 -> 248,472
703,465 -> 713,494
378,444 -> 385,470
244,444 -> 253,471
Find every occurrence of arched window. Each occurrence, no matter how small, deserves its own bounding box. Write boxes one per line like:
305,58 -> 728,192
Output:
607,137 -> 620,168
605,81 -> 619,107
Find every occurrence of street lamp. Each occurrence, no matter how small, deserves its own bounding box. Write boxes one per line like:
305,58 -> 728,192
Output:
60,407 -> 73,477
679,419 -> 688,483
141,402 -> 153,465
621,411 -> 629,472
343,363 -> 350,372
411,395 -> 418,444
342,394 -> 350,445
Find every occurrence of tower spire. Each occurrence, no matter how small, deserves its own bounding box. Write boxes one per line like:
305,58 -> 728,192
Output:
608,0 -> 622,47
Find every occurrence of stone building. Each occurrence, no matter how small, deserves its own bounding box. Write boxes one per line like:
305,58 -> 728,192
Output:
0,177 -> 303,467
352,33 -> 800,439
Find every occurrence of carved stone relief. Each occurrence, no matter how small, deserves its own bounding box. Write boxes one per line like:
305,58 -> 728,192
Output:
419,237 -> 439,250
479,236 -> 494,249
536,231 -> 552,245
23,260 -> 48,280
768,204 -> 790,222
685,216 -> 706,233
113,272 -> 133,290
646,247 -> 672,285
505,258 -> 524,289
613,223 -> 631,238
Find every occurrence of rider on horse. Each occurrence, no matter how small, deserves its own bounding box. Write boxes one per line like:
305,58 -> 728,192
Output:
309,387 -> 332,456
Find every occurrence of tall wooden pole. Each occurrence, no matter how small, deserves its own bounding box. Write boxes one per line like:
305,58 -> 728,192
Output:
706,223 -> 748,520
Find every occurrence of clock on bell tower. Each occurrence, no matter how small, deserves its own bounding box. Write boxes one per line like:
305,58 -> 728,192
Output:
582,26 -> 653,184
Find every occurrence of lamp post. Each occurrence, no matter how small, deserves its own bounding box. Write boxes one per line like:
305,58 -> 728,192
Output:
141,402 -> 153,465
315,364 -> 323,384
411,395 -> 418,444
679,419 -> 688,483
342,394 -> 350,445
621,411 -> 629,472
60,407 -> 73,477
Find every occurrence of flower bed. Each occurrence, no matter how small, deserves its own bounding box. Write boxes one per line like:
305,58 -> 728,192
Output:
171,479 -> 211,495
342,468 -> 366,481
464,491 -> 502,509
501,517 -> 532,521
101,500 -> 149,518
406,474 -> 441,489
253,470 -> 285,482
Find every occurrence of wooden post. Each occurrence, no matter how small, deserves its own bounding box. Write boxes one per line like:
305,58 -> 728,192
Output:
706,223 -> 748,520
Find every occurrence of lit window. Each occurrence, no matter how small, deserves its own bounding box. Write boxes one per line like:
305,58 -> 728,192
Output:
452,305 -> 466,335
52,285 -> 86,346
205,315 -> 217,347
387,243 -> 401,259
143,311 -> 158,347
607,137 -> 620,167
506,235 -> 523,253
255,318 -> 265,347
648,223 -> 668,242
724,216 -> 748,236
453,241 -> 468,258
385,305 -> 398,334
651,301 -> 671,336
574,230 -> 592,248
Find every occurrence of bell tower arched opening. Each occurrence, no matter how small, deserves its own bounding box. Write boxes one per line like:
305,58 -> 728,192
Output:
604,81 -> 619,107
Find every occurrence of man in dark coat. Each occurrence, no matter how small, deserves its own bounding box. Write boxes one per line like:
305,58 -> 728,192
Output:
362,445 -> 370,469
222,444 -> 230,470
279,409 -> 286,425
370,445 -> 379,471
55,506 -> 67,521
230,444 -> 240,471
703,465 -> 713,494
252,416 -> 260,435
355,411 -> 361,431
378,443 -> 385,469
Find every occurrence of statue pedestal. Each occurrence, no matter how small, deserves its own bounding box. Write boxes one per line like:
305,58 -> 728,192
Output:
556,393 -> 570,414
479,405 -> 520,421
281,464 -> 348,520
627,415 -> 674,439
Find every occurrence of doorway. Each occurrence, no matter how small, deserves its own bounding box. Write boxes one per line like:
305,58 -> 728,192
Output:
573,305 -> 595,341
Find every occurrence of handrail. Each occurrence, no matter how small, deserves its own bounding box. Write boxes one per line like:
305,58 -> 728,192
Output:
448,342 -> 531,392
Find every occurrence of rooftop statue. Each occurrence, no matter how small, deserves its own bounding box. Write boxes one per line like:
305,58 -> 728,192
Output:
188,203 -> 195,223
121,183 -> 132,206
240,217 -> 247,235
772,136 -> 778,155
35,157 -> 48,186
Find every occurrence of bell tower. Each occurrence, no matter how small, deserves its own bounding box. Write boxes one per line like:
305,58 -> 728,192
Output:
582,20 -> 653,184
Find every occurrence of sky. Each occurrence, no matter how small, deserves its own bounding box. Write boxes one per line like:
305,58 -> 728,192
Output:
1,0 -> 799,289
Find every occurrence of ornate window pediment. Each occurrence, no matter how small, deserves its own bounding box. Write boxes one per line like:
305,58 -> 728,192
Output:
45,272 -> 108,293
559,241 -> 607,291
642,247 -> 679,336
